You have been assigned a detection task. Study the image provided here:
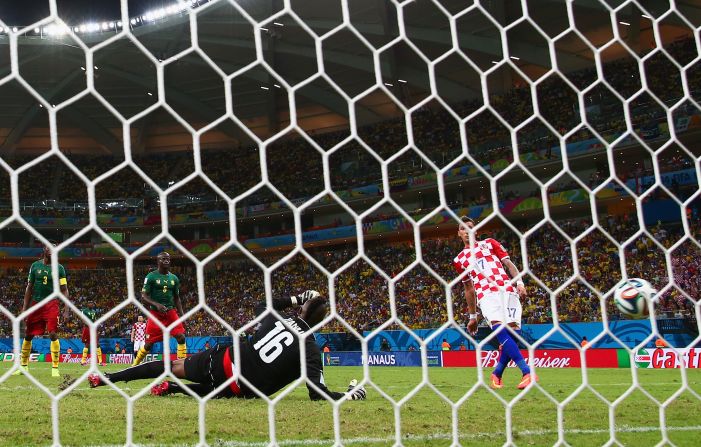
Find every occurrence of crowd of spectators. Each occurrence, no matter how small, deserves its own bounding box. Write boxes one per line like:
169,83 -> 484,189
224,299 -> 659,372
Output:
2,38 -> 697,222
0,38 -> 699,339
0,217 -> 696,339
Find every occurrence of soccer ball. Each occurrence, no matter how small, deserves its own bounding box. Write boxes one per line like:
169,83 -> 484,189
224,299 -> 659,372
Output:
613,278 -> 656,319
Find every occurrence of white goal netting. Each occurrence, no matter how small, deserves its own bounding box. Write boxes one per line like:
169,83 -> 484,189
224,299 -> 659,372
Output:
0,0 -> 700,445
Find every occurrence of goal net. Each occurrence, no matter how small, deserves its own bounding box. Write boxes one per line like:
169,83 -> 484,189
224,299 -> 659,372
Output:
0,0 -> 699,445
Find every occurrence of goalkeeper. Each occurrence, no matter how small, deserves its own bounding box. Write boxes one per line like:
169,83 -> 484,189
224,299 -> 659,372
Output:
85,291 -> 366,401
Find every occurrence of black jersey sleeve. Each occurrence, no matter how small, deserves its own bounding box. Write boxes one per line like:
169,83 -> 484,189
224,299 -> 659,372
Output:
305,338 -> 345,401
254,297 -> 294,317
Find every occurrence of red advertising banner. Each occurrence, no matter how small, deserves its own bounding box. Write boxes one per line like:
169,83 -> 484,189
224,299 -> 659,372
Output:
56,353 -> 105,364
442,349 -> 619,368
442,351 -> 477,367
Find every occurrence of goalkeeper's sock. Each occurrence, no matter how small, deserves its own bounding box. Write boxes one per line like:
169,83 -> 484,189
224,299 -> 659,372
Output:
81,347 -> 89,364
132,347 -> 149,366
167,381 -> 212,397
177,342 -> 187,359
494,325 -> 530,376
50,339 -> 60,369
106,361 -> 164,383
96,347 -> 103,364
20,339 -> 32,367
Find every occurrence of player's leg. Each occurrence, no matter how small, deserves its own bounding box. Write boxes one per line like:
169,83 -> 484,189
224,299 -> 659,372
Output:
12,332 -> 34,375
92,349 -> 209,388
174,333 -> 187,360
505,294 -> 536,389
491,309 -> 526,384
48,331 -> 61,377
491,323 -> 529,376
168,310 -> 187,359
14,304 -> 43,374
483,293 -> 530,388
133,316 -> 159,366
81,326 -> 90,366
97,346 -> 104,366
46,301 -> 61,376
132,341 -> 153,366
153,382 -> 215,397
93,358 -> 184,385
478,294 -> 508,388
152,346 -> 236,398
491,341 -> 511,388
506,321 -> 537,389
133,339 -> 144,359
94,332 -> 105,366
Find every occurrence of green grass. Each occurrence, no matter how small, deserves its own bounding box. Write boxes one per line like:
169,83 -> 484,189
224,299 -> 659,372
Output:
0,363 -> 699,446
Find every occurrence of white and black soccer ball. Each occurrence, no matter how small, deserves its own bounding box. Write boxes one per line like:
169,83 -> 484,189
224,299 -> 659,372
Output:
614,278 -> 656,319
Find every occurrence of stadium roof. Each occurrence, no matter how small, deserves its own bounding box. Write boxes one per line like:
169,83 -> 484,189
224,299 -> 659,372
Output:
0,0 -> 698,156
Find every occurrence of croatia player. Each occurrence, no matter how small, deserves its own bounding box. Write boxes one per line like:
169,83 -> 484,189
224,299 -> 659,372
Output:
132,252 -> 187,366
453,216 -> 535,389
131,315 -> 147,355
85,291 -> 366,402
14,243 -> 70,377
80,301 -> 105,366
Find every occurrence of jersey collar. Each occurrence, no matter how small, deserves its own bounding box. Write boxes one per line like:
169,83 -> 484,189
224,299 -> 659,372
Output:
297,318 -> 311,331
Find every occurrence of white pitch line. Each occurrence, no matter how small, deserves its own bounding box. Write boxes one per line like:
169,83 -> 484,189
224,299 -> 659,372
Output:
71,425 -> 701,447
213,425 -> 701,446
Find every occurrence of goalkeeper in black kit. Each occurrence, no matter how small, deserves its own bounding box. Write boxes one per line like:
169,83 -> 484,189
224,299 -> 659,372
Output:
85,291 -> 366,401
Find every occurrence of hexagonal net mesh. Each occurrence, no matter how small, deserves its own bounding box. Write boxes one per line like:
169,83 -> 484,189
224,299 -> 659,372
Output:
0,0 -> 700,445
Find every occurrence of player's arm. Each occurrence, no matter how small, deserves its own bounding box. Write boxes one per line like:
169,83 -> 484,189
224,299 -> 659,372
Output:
502,258 -> 526,297
130,324 -> 135,343
305,340 -> 365,401
173,277 -> 185,316
141,291 -> 166,312
489,239 -> 526,297
141,275 -> 167,312
22,280 -> 33,313
59,265 -> 71,320
463,279 -> 478,335
254,290 -> 320,316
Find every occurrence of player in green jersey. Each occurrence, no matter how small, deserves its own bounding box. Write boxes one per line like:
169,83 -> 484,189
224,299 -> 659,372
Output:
80,301 -> 105,366
132,252 -> 187,366
14,244 -> 70,377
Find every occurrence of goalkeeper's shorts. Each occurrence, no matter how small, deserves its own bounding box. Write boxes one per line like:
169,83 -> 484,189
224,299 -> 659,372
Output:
183,344 -> 241,398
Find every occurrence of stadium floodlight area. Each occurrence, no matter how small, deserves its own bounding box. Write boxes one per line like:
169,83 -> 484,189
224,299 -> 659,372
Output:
0,0 -> 699,445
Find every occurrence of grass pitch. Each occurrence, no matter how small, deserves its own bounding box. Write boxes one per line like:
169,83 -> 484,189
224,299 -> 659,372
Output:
0,363 -> 699,446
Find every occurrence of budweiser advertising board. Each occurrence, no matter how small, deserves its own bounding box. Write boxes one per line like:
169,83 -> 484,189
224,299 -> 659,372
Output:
442,349 -> 620,368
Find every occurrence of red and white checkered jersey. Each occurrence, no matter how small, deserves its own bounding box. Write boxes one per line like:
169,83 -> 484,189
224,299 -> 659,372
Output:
453,238 -> 515,300
132,322 -> 147,342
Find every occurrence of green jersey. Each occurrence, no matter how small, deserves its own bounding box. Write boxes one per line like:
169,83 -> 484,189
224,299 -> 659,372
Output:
82,307 -> 98,322
27,260 -> 67,302
142,270 -> 180,310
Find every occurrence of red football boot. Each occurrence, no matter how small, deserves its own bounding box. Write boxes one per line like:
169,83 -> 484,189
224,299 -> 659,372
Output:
150,381 -> 174,397
87,373 -> 104,388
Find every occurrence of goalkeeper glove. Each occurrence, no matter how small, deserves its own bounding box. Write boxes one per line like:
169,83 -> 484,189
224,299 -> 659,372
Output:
291,290 -> 320,306
346,379 -> 366,400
